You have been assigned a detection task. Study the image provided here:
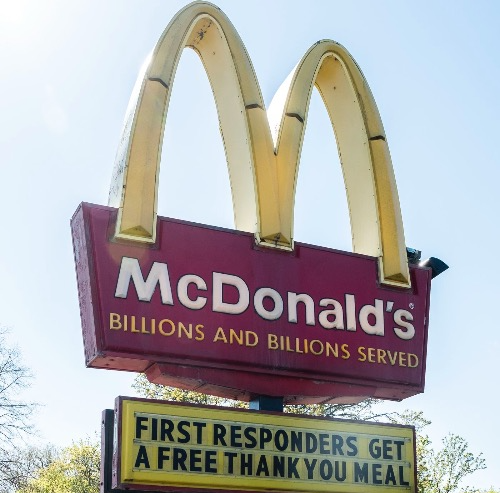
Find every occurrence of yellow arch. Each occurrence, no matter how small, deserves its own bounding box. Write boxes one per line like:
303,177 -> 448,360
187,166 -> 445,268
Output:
269,41 -> 408,286
108,2 -> 280,244
108,1 -> 410,287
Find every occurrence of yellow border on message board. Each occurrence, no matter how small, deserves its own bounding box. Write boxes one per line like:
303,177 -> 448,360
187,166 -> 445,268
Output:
119,399 -> 415,493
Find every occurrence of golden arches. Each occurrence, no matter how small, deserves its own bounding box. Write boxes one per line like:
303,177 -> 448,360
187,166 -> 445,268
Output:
108,1 -> 410,287
108,2 -> 280,244
269,42 -> 408,286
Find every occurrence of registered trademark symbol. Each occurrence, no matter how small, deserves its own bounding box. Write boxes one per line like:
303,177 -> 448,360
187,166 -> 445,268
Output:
409,303 -> 415,309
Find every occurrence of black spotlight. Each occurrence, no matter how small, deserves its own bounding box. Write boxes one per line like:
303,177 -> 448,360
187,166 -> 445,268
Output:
419,257 -> 449,279
406,247 -> 421,264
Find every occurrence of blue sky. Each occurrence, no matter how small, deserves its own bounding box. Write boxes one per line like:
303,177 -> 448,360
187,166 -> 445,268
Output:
1,0 -> 499,488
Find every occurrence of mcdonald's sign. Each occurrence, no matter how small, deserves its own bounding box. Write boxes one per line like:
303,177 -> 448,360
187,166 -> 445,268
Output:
72,2 -> 436,404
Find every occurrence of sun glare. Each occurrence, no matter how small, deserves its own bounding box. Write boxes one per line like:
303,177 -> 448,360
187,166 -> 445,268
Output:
0,0 -> 53,43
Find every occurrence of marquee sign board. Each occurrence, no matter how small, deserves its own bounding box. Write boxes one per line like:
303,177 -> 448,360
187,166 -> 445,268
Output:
111,397 -> 416,493
72,202 -> 431,403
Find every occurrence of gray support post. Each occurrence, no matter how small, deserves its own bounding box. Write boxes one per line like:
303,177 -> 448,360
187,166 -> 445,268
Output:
249,395 -> 284,412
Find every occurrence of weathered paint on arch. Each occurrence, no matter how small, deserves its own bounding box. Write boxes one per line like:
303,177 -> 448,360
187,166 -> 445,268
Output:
108,1 -> 409,287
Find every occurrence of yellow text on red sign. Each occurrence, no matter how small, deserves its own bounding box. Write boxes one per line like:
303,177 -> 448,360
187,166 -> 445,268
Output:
118,399 -> 416,493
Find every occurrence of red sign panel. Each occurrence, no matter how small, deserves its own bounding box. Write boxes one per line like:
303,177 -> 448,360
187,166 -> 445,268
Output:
72,203 -> 431,404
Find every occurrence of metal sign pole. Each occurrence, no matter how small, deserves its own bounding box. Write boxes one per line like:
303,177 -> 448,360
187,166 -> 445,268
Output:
249,396 -> 284,412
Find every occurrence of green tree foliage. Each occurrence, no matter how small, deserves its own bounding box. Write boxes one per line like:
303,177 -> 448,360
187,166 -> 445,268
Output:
132,375 -> 379,419
0,330 -> 37,492
0,446 -> 55,493
388,410 -> 486,493
0,331 -> 36,445
16,439 -> 99,493
285,399 -> 382,421
132,375 -> 245,407
419,434 -> 486,493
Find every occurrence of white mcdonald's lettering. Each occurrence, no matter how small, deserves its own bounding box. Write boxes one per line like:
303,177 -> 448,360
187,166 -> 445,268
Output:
254,287 -> 283,321
212,273 -> 249,315
115,257 -> 173,305
114,257 -> 415,340
108,1 -> 410,288
177,274 -> 207,310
